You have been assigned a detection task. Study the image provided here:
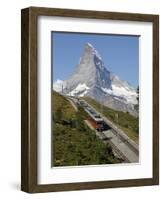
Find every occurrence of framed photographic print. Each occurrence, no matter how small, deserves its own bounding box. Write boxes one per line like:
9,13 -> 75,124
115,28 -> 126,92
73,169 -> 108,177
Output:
21,7 -> 159,193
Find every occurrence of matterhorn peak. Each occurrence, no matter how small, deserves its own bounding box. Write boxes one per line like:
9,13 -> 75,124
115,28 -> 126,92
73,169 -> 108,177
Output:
62,42 -> 111,95
85,42 -> 94,48
85,42 -> 102,61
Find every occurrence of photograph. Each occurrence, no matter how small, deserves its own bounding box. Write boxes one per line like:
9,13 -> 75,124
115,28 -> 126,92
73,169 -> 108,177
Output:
52,32 -> 139,167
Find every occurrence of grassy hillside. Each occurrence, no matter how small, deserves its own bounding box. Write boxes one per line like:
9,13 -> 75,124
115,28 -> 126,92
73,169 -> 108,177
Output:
83,96 -> 139,143
52,91 -> 121,166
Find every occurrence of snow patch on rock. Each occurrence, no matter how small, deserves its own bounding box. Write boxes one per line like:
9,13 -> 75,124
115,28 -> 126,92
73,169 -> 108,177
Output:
101,84 -> 137,104
69,83 -> 90,97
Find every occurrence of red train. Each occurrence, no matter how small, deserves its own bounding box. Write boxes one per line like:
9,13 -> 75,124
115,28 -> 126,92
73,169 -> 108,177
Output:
88,118 -> 104,131
78,99 -> 104,131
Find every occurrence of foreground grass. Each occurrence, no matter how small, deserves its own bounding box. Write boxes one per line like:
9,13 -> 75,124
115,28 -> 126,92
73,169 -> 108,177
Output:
83,96 -> 139,144
52,91 -> 121,166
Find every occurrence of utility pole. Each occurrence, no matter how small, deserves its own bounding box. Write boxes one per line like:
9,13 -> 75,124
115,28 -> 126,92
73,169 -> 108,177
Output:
100,99 -> 103,114
61,84 -> 64,94
101,80 -> 104,115
115,113 -> 119,124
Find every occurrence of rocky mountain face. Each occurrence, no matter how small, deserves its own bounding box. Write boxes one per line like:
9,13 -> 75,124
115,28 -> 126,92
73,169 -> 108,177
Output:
53,43 -> 138,116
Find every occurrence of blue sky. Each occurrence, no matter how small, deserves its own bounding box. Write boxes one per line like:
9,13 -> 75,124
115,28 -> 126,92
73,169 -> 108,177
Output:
52,32 -> 139,88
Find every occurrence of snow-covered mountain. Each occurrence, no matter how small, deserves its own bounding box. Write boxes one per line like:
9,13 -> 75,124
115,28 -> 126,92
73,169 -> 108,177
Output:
53,43 -> 138,116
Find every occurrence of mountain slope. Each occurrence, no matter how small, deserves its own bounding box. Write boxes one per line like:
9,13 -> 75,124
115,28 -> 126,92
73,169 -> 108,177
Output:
53,43 -> 138,116
52,91 -> 121,166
